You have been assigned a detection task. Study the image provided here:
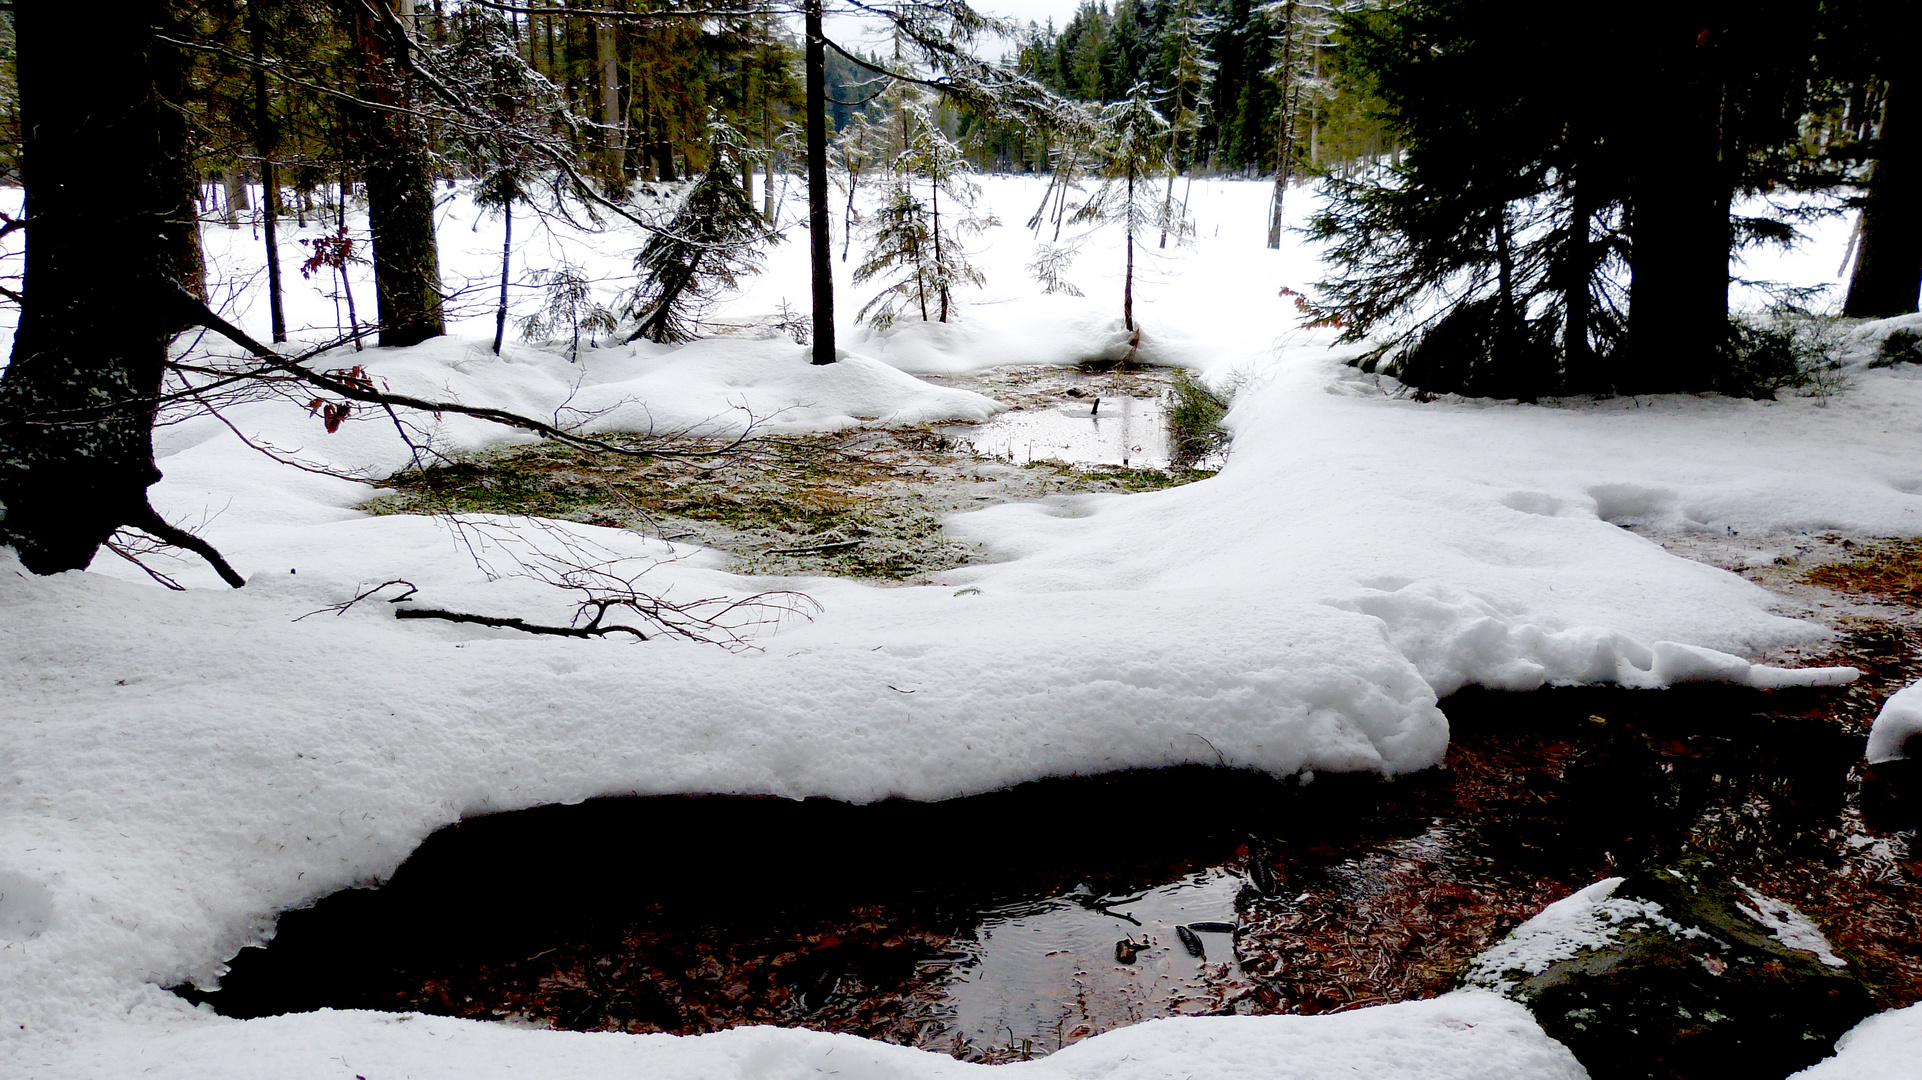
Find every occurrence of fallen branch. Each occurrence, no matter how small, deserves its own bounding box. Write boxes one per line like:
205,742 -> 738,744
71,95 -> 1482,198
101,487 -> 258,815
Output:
765,539 -> 863,556
395,605 -> 646,639
130,502 -> 247,588
177,292 -> 760,461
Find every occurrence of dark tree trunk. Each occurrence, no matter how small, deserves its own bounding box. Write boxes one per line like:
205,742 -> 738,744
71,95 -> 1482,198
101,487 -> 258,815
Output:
1560,134 -> 1601,393
344,0 -> 446,348
804,0 -> 837,364
494,200 -> 512,354
247,2 -> 288,343
0,2 -> 229,579
1124,167 -> 1136,334
1267,3 -> 1297,251
1623,19 -> 1730,393
1845,78 -> 1921,317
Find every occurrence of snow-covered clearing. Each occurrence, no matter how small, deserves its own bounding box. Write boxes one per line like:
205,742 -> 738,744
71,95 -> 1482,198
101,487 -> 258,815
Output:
3,176 -> 1919,1076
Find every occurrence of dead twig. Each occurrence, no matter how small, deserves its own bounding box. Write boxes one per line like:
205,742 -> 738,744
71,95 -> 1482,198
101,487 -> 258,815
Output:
395,605 -> 647,639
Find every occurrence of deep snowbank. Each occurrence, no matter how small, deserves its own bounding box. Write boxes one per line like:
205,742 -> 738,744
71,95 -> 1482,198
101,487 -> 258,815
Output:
41,992 -> 1587,1080
3,176 -> 1916,1076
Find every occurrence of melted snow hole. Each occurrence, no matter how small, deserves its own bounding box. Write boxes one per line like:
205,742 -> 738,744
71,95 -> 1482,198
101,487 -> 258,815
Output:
921,363 -> 1225,472
181,683 -> 1917,1062
940,394 -> 1176,469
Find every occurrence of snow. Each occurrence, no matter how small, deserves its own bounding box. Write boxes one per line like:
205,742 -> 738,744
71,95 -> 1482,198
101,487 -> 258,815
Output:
1865,681 -> 1922,764
3,174 -> 1919,1076
1794,1002 -> 1922,1080
1734,881 -> 1848,968
39,992 -> 1587,1080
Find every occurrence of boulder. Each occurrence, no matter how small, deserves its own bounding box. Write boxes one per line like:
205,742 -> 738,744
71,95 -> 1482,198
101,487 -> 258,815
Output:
1463,859 -> 1872,1080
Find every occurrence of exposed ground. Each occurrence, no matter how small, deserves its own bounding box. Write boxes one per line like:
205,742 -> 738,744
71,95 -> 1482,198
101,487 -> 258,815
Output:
237,372 -> 1922,1063
364,364 -> 1217,581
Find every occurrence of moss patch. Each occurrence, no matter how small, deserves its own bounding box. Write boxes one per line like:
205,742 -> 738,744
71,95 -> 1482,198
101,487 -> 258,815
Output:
1804,538 -> 1922,604
366,429 -> 1212,581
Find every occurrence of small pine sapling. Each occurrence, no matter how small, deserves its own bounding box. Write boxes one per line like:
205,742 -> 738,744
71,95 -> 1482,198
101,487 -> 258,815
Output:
855,93 -> 993,329
625,116 -> 779,344
1028,240 -> 1085,297
855,184 -> 934,331
440,12 -> 570,354
519,264 -> 618,362
1073,85 -> 1175,340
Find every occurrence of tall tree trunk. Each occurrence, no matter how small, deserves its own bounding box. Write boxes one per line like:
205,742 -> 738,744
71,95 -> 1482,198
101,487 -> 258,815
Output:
1159,170 -> 1176,249
1124,168 -> 1136,334
222,170 -> 244,228
1561,125 -> 1600,393
493,200 -> 512,354
803,0 -> 836,364
597,18 -> 624,191
0,2 -> 233,582
1267,4 -> 1297,250
843,165 -> 859,261
247,2 -> 287,343
344,0 -> 445,349
931,177 -> 947,322
1624,20 -> 1729,393
1845,78 -> 1921,317
1562,177 -> 1597,392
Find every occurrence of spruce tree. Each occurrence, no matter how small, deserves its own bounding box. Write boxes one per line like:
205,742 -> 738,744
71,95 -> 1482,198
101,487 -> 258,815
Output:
1312,0 -> 1830,398
625,117 -> 778,344
1073,84 -> 1173,339
855,93 -> 991,329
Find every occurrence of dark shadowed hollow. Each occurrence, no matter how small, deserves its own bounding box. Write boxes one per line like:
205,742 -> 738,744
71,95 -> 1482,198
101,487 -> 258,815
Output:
179,681 -> 1922,1063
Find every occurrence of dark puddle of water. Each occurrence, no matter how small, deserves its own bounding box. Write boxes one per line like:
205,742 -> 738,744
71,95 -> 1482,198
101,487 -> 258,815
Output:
923,363 -> 1226,472
179,683 -> 1921,1061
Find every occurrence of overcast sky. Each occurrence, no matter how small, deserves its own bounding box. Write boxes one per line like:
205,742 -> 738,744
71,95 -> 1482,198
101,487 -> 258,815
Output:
822,2 -> 1095,59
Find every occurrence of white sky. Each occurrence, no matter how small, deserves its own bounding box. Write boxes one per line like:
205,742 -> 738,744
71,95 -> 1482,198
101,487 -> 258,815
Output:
822,1 -> 1095,59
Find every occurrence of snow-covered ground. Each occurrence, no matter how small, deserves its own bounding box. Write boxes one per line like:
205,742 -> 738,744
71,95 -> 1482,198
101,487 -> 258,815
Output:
3,176 -> 1920,1076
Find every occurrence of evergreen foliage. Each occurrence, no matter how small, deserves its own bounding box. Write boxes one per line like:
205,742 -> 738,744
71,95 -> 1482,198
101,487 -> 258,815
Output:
854,92 -> 992,330
520,265 -> 618,361
1073,84 -> 1175,333
995,0 -> 1391,177
1310,0 -> 1870,399
625,117 -> 778,345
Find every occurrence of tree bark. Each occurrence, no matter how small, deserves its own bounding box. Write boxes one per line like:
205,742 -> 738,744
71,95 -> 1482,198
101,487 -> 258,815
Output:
247,2 -> 288,343
1266,3 -> 1296,250
343,0 -> 446,348
597,18 -> 625,191
804,0 -> 837,364
1845,78 -> 1921,317
494,200 -> 512,354
1623,18 -> 1730,393
0,2 -> 223,577
1124,168 -> 1136,333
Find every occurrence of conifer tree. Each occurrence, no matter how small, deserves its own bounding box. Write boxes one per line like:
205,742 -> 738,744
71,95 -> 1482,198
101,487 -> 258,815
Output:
831,107 -> 885,262
441,11 -> 568,354
1312,0 -> 1830,398
1842,63 -> 1918,316
1073,84 -> 1173,339
1258,1 -> 1335,249
1157,0 -> 1216,248
855,93 -> 991,329
625,116 -> 778,344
